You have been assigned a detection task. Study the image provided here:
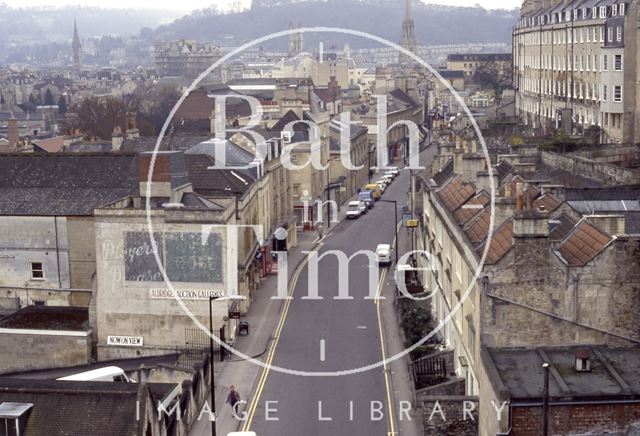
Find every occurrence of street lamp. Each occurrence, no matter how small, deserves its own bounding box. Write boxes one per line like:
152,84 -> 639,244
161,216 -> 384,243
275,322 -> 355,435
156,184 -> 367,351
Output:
378,199 -> 399,265
208,295 -> 222,436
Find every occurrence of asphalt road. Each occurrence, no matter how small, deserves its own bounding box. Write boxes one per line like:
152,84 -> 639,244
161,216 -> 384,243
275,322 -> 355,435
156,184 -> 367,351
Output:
245,168 -> 413,436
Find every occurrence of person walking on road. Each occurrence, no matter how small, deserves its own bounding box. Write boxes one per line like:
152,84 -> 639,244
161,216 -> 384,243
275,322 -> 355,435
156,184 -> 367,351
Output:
226,385 -> 241,414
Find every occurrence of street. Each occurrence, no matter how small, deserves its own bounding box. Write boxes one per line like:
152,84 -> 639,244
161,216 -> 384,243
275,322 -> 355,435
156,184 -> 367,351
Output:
243,168 -> 412,435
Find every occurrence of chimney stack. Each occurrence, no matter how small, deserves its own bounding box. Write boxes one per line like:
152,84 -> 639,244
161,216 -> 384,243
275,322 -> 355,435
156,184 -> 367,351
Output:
515,182 -> 524,211
8,116 -> 18,148
514,208 -> 550,238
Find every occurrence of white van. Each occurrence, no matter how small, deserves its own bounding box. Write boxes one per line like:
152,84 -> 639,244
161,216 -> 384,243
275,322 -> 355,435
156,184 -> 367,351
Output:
57,366 -> 133,382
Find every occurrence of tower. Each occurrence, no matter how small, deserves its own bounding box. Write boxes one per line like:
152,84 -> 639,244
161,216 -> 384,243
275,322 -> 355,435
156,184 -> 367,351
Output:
398,0 -> 418,64
72,18 -> 82,68
288,22 -> 304,58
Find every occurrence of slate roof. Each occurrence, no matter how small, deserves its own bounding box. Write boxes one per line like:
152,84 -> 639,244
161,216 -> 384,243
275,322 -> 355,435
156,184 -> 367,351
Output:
431,158 -> 454,186
557,219 -> 613,266
185,154 -> 255,198
489,346 -> 640,401
550,212 -> 579,241
0,306 -> 89,331
533,193 -> 562,212
0,154 -> 139,216
0,378 -> 175,436
495,160 -> 513,181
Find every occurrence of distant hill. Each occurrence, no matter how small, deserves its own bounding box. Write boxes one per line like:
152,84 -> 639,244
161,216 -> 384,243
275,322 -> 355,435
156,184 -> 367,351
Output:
0,5 -> 182,44
150,0 -> 518,49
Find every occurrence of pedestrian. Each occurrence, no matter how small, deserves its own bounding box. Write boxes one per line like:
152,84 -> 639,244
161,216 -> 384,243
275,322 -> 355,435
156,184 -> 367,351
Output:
226,385 -> 241,414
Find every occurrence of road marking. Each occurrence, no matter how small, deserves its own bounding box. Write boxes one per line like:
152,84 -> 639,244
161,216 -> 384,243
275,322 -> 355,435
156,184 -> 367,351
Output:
320,339 -> 326,362
242,249 -> 309,431
356,325 -> 367,330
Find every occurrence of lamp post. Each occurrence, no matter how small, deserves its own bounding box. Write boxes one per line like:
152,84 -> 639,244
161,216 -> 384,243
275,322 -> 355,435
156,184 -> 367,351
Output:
208,295 -> 221,436
379,199 -> 399,265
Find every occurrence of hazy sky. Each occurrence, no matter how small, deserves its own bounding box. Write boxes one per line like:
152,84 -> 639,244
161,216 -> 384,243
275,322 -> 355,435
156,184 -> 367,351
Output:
2,0 -> 521,12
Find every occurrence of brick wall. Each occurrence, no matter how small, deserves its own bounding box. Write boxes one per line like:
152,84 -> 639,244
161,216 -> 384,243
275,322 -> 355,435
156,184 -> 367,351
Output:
511,402 -> 640,436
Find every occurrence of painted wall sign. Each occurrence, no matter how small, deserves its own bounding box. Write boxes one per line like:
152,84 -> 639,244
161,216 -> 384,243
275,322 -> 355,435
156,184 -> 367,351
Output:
149,289 -> 225,300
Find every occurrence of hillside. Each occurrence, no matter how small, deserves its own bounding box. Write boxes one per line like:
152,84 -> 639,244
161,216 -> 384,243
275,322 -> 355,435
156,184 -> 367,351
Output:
151,0 -> 518,49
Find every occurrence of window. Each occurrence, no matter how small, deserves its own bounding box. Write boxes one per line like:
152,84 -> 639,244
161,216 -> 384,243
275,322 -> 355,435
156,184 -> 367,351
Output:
30,262 -> 44,279
615,54 -> 623,70
600,25 -> 605,42
616,26 -> 622,42
603,54 -> 608,71
603,85 -> 608,101
620,3 -> 625,14
592,6 -> 597,18
600,6 -> 607,18
614,85 -> 622,102
612,4 -> 618,15
608,27 -> 613,42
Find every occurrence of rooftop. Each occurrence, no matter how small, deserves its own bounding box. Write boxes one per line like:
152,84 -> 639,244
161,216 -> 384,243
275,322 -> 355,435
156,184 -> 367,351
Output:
489,346 -> 640,401
0,306 -> 89,331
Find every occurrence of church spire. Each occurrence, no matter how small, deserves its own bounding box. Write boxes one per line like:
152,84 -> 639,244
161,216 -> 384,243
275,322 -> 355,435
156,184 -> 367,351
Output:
72,17 -> 82,68
399,0 -> 417,64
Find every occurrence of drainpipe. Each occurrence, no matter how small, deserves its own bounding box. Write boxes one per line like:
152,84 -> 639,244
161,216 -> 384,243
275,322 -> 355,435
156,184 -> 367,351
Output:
542,362 -> 550,436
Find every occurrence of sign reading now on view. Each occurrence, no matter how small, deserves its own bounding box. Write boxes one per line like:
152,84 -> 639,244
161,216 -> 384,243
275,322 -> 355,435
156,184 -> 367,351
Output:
107,335 -> 144,347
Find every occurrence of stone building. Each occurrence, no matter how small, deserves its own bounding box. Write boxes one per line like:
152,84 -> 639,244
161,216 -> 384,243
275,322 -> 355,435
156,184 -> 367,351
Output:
0,153 -> 139,311
94,151 -> 237,360
155,40 -> 222,81
412,139 -> 640,435
513,0 -> 639,143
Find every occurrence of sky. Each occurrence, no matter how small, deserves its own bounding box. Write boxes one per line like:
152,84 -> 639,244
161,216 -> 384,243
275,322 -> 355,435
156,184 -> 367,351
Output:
2,0 -> 521,12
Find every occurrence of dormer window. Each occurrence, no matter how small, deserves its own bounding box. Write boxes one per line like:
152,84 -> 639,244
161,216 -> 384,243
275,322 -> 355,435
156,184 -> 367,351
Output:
600,6 -> 607,18
620,3 -> 626,14
582,8 -> 587,18
575,350 -> 591,372
612,4 -> 617,16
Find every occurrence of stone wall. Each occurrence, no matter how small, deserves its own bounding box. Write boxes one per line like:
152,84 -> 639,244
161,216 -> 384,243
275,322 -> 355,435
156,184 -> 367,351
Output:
540,151 -> 639,185
0,329 -> 91,374
66,216 -> 96,290
482,237 -> 640,348
421,396 -> 478,436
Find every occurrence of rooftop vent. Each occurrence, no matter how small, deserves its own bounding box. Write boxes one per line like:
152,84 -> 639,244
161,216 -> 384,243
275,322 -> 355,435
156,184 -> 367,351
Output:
0,402 -> 33,436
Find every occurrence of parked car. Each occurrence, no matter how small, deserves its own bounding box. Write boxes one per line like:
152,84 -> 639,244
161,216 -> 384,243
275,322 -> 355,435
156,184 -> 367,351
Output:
375,244 -> 392,266
376,180 -> 387,193
364,183 -> 382,200
357,200 -> 368,214
385,169 -> 399,179
358,190 -> 375,208
381,174 -> 394,185
346,201 -> 363,219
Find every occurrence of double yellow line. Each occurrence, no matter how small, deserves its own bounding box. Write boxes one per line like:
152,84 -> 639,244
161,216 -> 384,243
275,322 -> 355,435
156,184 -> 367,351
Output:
242,241 -> 397,435
241,250 -> 310,430
375,266 -> 396,436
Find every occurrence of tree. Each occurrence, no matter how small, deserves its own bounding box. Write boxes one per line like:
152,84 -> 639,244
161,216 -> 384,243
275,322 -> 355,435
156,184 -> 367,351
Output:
44,89 -> 54,106
472,59 -> 513,97
66,95 -> 129,140
57,95 -> 67,114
